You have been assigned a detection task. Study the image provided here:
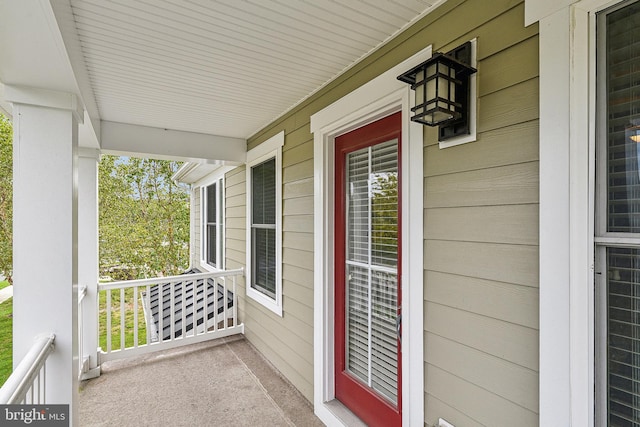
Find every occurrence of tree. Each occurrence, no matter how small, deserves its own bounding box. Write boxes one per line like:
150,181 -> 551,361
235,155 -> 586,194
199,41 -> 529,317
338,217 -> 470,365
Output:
99,156 -> 190,280
371,172 -> 398,264
0,114 -> 12,284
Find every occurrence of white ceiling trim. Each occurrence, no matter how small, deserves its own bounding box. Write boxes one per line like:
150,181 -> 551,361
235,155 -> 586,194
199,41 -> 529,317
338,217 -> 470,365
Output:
101,120 -> 246,164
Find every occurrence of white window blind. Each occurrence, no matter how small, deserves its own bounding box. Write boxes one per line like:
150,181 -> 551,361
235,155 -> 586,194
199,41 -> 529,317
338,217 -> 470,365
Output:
607,1 -> 640,234
251,157 -> 276,298
345,139 -> 399,404
206,183 -> 217,266
599,2 -> 640,425
203,179 -> 224,269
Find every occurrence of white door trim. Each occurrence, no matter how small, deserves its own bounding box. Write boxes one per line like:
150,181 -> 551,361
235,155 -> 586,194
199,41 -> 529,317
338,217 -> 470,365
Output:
311,45 -> 430,427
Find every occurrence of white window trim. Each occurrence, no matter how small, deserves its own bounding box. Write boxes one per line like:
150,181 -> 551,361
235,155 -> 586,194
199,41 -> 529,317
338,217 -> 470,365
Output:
194,166 -> 235,272
310,46 -> 428,427
535,1 -> 623,426
200,177 -> 224,271
245,131 -> 284,317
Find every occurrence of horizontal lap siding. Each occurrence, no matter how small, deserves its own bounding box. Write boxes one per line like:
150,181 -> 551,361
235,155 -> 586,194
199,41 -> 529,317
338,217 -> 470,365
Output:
224,166 -> 247,319
241,129 -> 316,402
243,0 -> 539,422
422,2 -> 540,425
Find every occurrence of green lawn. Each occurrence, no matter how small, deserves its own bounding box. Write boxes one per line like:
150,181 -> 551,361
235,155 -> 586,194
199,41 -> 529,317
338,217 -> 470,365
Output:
0,298 -> 12,386
0,280 -> 9,291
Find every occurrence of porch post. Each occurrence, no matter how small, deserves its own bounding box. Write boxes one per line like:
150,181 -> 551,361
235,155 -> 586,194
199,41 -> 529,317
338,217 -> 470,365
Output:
78,148 -> 100,379
7,86 -> 82,424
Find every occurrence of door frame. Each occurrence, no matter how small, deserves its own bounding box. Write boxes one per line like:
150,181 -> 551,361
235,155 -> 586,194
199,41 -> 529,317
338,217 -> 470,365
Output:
311,45 -> 429,427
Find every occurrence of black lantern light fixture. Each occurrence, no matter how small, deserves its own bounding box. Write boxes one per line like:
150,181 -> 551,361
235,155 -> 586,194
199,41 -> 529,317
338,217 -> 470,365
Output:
398,42 -> 477,140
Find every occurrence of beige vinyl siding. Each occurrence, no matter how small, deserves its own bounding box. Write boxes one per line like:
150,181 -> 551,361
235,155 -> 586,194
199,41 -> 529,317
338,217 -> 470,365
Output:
422,2 -> 540,425
224,166 -> 247,319
243,128 -> 316,401
243,0 -> 539,422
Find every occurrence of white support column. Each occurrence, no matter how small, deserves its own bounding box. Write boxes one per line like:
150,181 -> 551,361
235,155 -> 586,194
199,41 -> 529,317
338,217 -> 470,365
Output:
8,86 -> 82,425
78,147 -> 100,379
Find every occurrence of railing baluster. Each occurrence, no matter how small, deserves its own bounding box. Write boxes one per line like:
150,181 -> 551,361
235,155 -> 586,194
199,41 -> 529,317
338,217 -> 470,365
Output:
42,364 -> 46,403
202,277 -> 207,336
35,370 -> 40,403
133,286 -> 139,348
158,281 -> 163,342
146,285 -> 151,344
233,275 -> 237,328
216,277 -> 229,329
170,281 -> 175,341
211,278 -> 220,332
120,288 -> 125,350
181,280 -> 186,339
106,290 -> 112,353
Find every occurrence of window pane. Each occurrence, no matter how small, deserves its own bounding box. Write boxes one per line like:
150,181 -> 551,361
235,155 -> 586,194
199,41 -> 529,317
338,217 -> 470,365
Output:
207,225 -> 216,266
346,264 -> 369,384
346,141 -> 398,267
252,227 -> 275,298
607,247 -> 640,426
371,140 -> 398,267
347,147 -> 369,263
343,137 -> 399,405
252,158 -> 276,225
205,183 -> 218,267
371,270 -> 398,403
207,183 -> 217,223
607,1 -> 640,233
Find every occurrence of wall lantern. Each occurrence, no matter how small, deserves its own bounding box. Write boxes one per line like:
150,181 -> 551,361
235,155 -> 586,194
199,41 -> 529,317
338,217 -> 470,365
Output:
397,42 -> 477,140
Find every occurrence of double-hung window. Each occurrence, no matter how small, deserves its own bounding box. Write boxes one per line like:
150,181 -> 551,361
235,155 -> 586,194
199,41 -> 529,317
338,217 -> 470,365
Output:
246,132 -> 283,316
596,2 -> 640,424
202,177 -> 224,269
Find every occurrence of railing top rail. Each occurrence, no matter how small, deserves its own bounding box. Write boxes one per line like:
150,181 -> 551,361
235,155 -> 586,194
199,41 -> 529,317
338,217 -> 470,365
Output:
98,268 -> 245,290
0,333 -> 55,404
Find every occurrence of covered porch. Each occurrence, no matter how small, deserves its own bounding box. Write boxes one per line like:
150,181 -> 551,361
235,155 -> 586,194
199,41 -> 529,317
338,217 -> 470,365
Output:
78,336 -> 322,426
0,1 -> 439,424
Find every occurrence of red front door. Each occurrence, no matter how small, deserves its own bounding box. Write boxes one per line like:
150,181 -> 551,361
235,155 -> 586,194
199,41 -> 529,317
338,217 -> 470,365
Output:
334,112 -> 402,427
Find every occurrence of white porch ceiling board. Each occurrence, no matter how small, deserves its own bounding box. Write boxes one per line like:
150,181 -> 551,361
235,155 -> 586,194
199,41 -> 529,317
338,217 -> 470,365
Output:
69,0 -> 441,139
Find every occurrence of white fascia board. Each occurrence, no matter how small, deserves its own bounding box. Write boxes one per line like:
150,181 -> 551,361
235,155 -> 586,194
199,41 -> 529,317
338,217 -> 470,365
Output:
101,120 -> 247,163
49,0 -> 101,148
525,0 -> 579,25
172,162 -> 201,183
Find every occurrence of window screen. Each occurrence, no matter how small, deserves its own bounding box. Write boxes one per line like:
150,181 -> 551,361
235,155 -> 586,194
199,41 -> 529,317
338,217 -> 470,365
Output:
600,2 -> 640,425
606,1 -> 640,233
251,157 -> 276,298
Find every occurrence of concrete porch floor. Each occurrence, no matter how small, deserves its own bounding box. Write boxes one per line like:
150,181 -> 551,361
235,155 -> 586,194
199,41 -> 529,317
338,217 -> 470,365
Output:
79,336 -> 324,426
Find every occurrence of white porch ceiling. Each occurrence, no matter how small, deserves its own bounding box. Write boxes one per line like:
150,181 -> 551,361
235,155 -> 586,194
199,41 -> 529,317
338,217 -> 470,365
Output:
0,0 -> 443,153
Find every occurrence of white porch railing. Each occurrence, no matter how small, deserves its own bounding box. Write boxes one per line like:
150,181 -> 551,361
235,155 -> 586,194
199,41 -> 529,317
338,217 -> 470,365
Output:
97,268 -> 244,363
0,334 -> 55,404
77,285 -> 89,380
